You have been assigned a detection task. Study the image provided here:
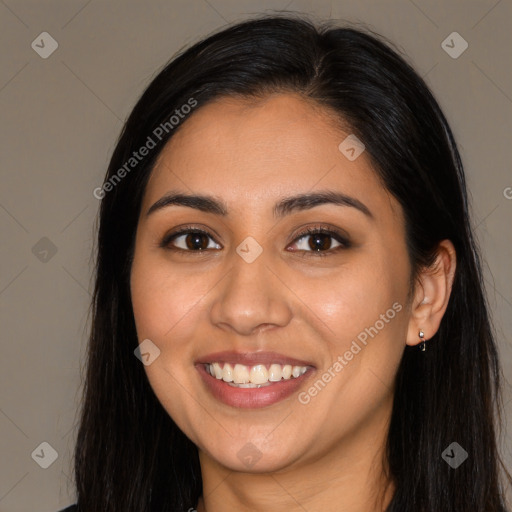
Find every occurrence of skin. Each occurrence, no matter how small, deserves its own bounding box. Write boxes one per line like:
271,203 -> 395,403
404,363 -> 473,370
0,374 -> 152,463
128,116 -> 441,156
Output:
129,93 -> 456,512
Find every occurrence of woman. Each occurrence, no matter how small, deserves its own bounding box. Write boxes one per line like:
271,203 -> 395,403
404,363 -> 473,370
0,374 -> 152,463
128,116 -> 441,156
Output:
61,14 -> 511,512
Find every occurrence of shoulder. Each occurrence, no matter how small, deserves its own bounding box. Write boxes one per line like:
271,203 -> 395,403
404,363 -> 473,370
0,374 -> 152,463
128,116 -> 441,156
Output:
58,505 -> 77,512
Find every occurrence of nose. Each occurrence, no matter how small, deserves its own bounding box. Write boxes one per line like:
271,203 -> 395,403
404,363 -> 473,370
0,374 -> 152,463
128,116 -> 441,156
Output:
209,253 -> 293,337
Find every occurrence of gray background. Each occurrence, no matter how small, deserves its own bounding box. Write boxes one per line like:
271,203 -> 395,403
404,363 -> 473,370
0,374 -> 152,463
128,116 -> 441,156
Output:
0,1 -> 511,510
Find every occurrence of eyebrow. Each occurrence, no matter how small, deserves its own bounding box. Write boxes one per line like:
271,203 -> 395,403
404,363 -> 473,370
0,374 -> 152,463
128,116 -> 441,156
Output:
146,190 -> 373,220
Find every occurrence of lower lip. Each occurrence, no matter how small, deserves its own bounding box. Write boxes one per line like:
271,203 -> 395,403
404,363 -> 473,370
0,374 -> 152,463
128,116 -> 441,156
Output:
196,364 -> 314,409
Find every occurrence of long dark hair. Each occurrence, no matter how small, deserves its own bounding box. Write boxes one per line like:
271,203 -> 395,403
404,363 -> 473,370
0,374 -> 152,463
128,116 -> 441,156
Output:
72,14 -> 511,511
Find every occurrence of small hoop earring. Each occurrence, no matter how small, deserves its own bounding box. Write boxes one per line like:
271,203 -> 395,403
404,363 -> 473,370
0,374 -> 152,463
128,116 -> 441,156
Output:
419,329 -> 426,351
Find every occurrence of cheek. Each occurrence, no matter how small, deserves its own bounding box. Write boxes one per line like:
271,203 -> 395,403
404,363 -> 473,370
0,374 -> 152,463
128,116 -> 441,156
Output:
291,243 -> 409,405
293,250 -> 408,347
129,252 -> 202,407
129,253 -> 211,438
130,254 -> 206,343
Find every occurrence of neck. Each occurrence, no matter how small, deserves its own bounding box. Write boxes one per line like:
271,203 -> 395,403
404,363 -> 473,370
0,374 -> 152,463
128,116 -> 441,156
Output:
195,396 -> 395,512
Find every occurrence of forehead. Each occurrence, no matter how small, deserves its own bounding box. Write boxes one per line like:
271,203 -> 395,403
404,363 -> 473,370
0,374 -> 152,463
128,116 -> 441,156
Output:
142,93 -> 400,220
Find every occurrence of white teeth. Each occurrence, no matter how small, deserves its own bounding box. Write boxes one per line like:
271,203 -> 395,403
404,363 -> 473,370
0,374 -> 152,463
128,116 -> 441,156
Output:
222,363 -> 234,382
227,381 -> 273,388
292,366 -> 302,378
249,364 -> 268,384
206,362 -> 309,386
212,362 -> 223,379
233,364 -> 250,384
268,364 -> 282,382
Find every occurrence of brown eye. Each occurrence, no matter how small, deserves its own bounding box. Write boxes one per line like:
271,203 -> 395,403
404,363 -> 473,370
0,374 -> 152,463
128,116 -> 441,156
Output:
306,232 -> 336,251
162,229 -> 221,252
288,227 -> 350,257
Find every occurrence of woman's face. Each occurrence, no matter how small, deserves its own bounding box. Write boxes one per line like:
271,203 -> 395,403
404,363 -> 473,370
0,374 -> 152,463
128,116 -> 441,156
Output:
130,93 -> 413,473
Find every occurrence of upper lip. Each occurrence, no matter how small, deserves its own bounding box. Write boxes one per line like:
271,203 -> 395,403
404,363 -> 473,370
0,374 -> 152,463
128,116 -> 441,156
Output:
195,351 -> 315,368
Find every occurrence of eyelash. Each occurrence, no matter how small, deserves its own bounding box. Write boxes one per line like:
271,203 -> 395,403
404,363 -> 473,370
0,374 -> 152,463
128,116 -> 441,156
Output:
160,224 -> 351,258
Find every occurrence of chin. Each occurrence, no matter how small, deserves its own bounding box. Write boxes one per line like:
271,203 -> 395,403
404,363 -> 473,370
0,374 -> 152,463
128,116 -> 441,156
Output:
197,431 -> 304,474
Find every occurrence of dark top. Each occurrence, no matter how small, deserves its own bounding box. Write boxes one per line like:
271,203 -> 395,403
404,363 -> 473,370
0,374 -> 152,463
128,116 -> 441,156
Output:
58,506 -> 77,512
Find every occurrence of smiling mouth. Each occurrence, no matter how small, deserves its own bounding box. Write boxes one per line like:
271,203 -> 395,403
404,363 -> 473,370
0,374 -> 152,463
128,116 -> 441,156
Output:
204,362 -> 310,387
194,350 -> 316,408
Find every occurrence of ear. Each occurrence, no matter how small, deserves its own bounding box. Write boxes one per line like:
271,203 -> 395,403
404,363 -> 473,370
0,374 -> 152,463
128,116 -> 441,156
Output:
406,239 -> 457,347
